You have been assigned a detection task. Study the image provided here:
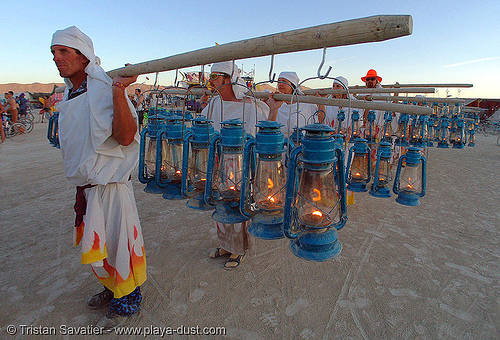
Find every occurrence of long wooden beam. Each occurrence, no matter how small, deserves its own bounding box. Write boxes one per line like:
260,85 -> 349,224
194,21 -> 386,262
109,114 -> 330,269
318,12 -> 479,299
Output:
350,83 -> 473,89
359,95 -> 468,104
151,88 -> 433,115
302,87 -> 435,95
107,15 -> 412,78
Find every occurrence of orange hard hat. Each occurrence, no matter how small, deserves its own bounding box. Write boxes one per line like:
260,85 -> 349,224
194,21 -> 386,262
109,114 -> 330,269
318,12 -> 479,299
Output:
361,69 -> 382,82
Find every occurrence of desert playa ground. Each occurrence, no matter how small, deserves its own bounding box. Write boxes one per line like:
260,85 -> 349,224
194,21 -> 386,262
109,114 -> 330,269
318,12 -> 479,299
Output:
0,123 -> 499,339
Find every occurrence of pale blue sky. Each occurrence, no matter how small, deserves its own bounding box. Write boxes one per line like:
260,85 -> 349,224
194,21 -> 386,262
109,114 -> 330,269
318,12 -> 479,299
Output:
1,0 -> 499,98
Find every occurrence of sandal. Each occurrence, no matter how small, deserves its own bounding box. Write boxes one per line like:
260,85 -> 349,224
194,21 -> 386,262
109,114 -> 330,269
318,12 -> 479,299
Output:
210,247 -> 230,259
224,253 -> 245,270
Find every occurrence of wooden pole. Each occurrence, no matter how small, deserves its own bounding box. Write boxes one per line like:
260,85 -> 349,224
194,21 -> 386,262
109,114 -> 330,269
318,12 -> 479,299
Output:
150,88 -> 433,115
358,95 -> 469,104
107,15 -> 412,78
351,83 -> 473,89
302,87 -> 435,95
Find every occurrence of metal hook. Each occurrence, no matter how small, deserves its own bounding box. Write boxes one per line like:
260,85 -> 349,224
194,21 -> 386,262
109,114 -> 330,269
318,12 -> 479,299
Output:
317,47 -> 332,79
230,60 -> 235,80
200,65 -> 205,86
174,69 -> 178,87
268,55 -> 276,83
153,72 -> 159,90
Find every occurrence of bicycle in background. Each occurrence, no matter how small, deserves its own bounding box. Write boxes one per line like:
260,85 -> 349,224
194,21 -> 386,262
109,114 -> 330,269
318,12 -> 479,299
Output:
2,114 -> 28,142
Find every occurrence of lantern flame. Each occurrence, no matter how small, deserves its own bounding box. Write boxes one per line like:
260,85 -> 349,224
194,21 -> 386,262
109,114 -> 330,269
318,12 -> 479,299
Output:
267,178 -> 274,189
312,188 -> 321,202
312,210 -> 323,217
229,172 -> 234,180
268,196 -> 275,203
176,170 -> 181,174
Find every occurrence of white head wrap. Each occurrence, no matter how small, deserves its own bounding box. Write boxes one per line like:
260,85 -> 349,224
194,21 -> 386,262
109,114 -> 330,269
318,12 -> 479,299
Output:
211,61 -> 247,99
51,26 -> 111,87
278,71 -> 303,94
333,76 -> 348,88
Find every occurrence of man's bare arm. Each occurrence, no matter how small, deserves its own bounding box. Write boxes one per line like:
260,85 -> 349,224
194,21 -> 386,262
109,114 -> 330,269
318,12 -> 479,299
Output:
112,74 -> 138,146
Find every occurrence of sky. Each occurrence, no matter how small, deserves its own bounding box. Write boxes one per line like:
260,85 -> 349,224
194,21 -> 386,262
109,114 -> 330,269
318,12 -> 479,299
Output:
1,0 -> 499,99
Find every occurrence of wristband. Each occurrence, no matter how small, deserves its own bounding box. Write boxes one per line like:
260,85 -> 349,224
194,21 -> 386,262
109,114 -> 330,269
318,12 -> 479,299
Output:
112,81 -> 127,90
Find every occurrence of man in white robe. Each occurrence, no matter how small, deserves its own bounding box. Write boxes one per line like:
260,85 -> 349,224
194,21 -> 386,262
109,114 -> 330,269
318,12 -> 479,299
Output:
201,62 -> 269,269
51,26 -> 146,328
267,72 -> 318,137
318,76 -> 359,133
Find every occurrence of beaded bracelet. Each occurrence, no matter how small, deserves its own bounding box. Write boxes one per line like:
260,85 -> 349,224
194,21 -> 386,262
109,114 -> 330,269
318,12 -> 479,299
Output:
112,81 -> 127,90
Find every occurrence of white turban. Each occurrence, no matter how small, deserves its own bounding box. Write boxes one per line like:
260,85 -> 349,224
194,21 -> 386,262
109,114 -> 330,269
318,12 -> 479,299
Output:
211,61 -> 247,99
333,76 -> 348,88
278,71 -> 303,94
51,26 -> 100,65
51,26 -> 111,87
278,72 -> 299,88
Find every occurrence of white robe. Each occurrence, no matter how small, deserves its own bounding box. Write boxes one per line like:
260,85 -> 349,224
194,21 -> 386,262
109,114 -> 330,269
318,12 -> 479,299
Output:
201,97 -> 268,255
58,74 -> 146,298
202,97 -> 269,136
275,102 -> 318,137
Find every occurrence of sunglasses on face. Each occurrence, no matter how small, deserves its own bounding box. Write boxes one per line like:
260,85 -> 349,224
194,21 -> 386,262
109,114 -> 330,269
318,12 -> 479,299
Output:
365,77 -> 377,81
209,73 -> 227,80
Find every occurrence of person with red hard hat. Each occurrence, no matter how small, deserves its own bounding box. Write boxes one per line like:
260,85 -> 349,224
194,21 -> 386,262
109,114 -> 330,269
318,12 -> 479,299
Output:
361,69 -> 382,89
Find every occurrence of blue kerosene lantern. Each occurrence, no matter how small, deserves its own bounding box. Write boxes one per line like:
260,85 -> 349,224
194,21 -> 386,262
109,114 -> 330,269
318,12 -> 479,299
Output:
364,110 -> 377,143
47,112 -> 60,148
437,115 -> 450,148
381,111 -> 393,142
155,115 -> 187,200
427,114 -> 436,147
448,114 -> 459,145
393,147 -> 426,206
452,119 -> 465,149
413,115 -> 428,148
47,112 -> 55,144
336,110 -> 346,137
467,120 -> 476,147
349,110 -> 361,142
369,141 -> 392,198
345,138 -> 371,192
409,115 -> 418,145
240,121 -> 287,239
138,113 -> 167,193
395,113 -> 409,146
283,124 -> 348,261
204,119 -> 250,223
181,115 -> 216,210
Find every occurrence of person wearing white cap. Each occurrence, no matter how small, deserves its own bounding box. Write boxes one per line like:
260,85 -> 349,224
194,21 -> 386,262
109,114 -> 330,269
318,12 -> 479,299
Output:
50,26 -> 146,328
200,61 -> 269,269
267,71 -> 318,137
317,76 -> 358,130
201,61 -> 269,136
